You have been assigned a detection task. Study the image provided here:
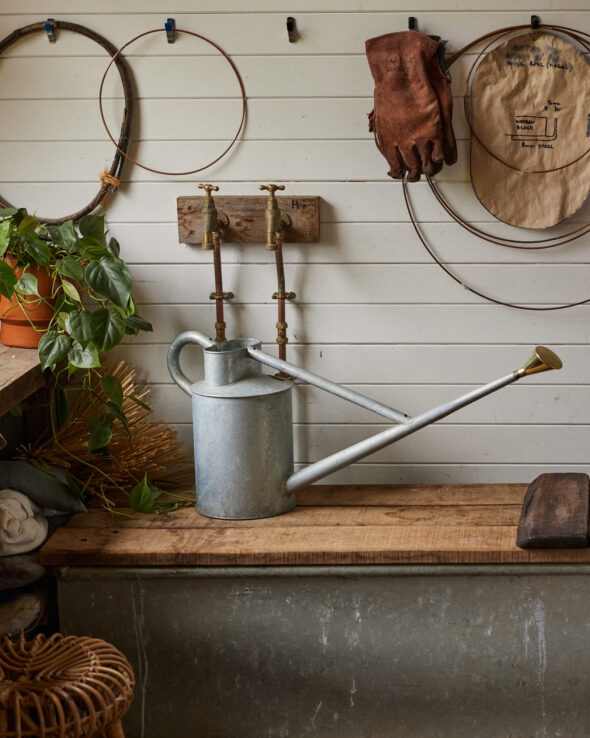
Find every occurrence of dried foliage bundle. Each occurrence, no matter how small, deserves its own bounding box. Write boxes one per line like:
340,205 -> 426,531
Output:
22,358 -> 194,509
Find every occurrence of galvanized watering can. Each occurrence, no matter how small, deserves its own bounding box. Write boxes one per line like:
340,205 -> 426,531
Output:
168,331 -> 561,520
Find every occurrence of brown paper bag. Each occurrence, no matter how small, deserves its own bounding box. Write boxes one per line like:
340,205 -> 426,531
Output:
470,32 -> 590,229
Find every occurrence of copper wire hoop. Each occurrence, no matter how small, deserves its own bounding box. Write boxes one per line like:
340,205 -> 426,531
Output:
403,178 -> 590,310
98,28 -> 247,176
0,20 -> 134,225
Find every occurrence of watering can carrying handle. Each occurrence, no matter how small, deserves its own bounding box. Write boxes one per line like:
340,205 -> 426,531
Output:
167,330 -> 215,396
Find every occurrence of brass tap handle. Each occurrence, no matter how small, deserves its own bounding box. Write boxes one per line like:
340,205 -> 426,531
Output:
259,184 -> 285,202
198,183 -> 219,202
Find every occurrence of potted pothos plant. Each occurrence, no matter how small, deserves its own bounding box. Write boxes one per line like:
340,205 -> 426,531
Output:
0,206 -> 165,510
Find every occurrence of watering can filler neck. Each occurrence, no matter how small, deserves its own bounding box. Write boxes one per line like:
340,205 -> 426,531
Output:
168,331 -> 562,519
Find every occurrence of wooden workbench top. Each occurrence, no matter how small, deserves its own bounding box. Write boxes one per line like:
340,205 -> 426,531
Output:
40,484 -> 590,567
0,345 -> 45,417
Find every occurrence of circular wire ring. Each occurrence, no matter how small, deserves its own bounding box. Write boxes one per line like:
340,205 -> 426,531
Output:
0,20 -> 134,224
98,28 -> 247,176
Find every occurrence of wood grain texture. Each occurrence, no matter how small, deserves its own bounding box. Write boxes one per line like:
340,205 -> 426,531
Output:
40,483 -> 590,567
177,195 -> 320,245
0,346 -> 46,417
517,473 -> 590,548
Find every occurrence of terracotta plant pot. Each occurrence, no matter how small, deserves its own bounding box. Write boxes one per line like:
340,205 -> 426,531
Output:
0,259 -> 54,348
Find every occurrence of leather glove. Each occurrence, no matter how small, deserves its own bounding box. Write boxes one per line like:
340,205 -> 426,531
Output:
366,30 -> 456,181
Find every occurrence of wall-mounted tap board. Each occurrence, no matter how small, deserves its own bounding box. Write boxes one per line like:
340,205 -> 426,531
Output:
177,195 -> 320,245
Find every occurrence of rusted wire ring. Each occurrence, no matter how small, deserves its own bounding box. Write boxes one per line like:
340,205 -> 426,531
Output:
0,20 -> 133,225
403,178 -> 590,310
98,28 -> 247,176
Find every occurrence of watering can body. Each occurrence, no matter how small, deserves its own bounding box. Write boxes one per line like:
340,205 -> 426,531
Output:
191,377 -> 295,519
169,336 -> 295,519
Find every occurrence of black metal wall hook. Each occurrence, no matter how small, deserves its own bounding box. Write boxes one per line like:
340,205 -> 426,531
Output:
286,17 -> 297,43
531,15 -> 540,40
408,17 -> 417,31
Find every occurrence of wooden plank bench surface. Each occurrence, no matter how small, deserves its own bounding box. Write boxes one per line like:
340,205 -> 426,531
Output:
40,484 -> 590,567
0,345 -> 45,417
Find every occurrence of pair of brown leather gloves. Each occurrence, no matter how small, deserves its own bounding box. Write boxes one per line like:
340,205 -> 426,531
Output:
366,31 -> 457,182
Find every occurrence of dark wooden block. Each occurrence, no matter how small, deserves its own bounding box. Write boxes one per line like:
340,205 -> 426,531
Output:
517,473 -> 590,548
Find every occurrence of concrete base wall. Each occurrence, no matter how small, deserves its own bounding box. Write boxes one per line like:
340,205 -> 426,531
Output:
57,565 -> 590,738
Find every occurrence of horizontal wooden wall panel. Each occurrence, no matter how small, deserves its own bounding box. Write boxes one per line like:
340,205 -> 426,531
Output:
146,382 -> 588,425
115,222 -> 590,265
128,263 -> 590,305
10,1 -> 590,14
2,181 -> 589,226
114,344 -> 590,386
124,304 -> 590,344
167,422 -> 590,464
0,98 -> 473,142
0,140 -> 479,183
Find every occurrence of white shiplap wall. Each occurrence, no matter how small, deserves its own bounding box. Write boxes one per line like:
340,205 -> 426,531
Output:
2,1 -> 590,484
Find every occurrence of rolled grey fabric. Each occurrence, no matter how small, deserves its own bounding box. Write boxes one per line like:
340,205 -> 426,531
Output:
0,489 -> 49,557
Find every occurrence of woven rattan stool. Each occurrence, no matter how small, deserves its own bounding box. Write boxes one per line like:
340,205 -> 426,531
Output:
0,632 -> 134,737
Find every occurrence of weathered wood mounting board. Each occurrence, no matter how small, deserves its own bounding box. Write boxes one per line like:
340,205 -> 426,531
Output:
177,195 -> 320,245
40,484 -> 590,567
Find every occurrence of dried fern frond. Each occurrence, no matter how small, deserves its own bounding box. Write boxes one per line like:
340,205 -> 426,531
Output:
21,358 -> 194,508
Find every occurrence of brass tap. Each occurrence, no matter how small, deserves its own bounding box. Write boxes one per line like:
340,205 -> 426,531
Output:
198,184 -> 228,250
259,184 -> 292,250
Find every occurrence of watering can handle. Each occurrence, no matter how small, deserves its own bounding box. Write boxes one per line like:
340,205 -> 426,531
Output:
168,330 -> 215,396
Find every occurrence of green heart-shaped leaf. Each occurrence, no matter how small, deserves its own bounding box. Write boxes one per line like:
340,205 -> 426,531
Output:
85,257 -> 131,310
78,214 -> 105,242
48,221 -> 77,252
20,233 -> 51,266
107,237 -> 120,257
60,279 -> 81,303
0,220 -> 11,258
68,341 -> 100,369
17,215 -> 39,233
91,307 -> 125,351
123,314 -> 153,333
65,310 -> 95,347
88,423 -> 112,452
38,331 -> 71,371
101,374 -> 123,407
78,237 -> 109,261
129,474 -> 155,513
0,261 -> 17,299
55,256 -> 83,283
15,272 -> 39,296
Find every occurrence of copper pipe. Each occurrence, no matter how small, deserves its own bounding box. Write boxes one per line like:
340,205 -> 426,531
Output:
212,232 -> 227,343
273,232 -> 296,376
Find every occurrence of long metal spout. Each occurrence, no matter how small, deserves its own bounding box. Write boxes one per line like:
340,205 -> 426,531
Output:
283,346 -> 562,494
